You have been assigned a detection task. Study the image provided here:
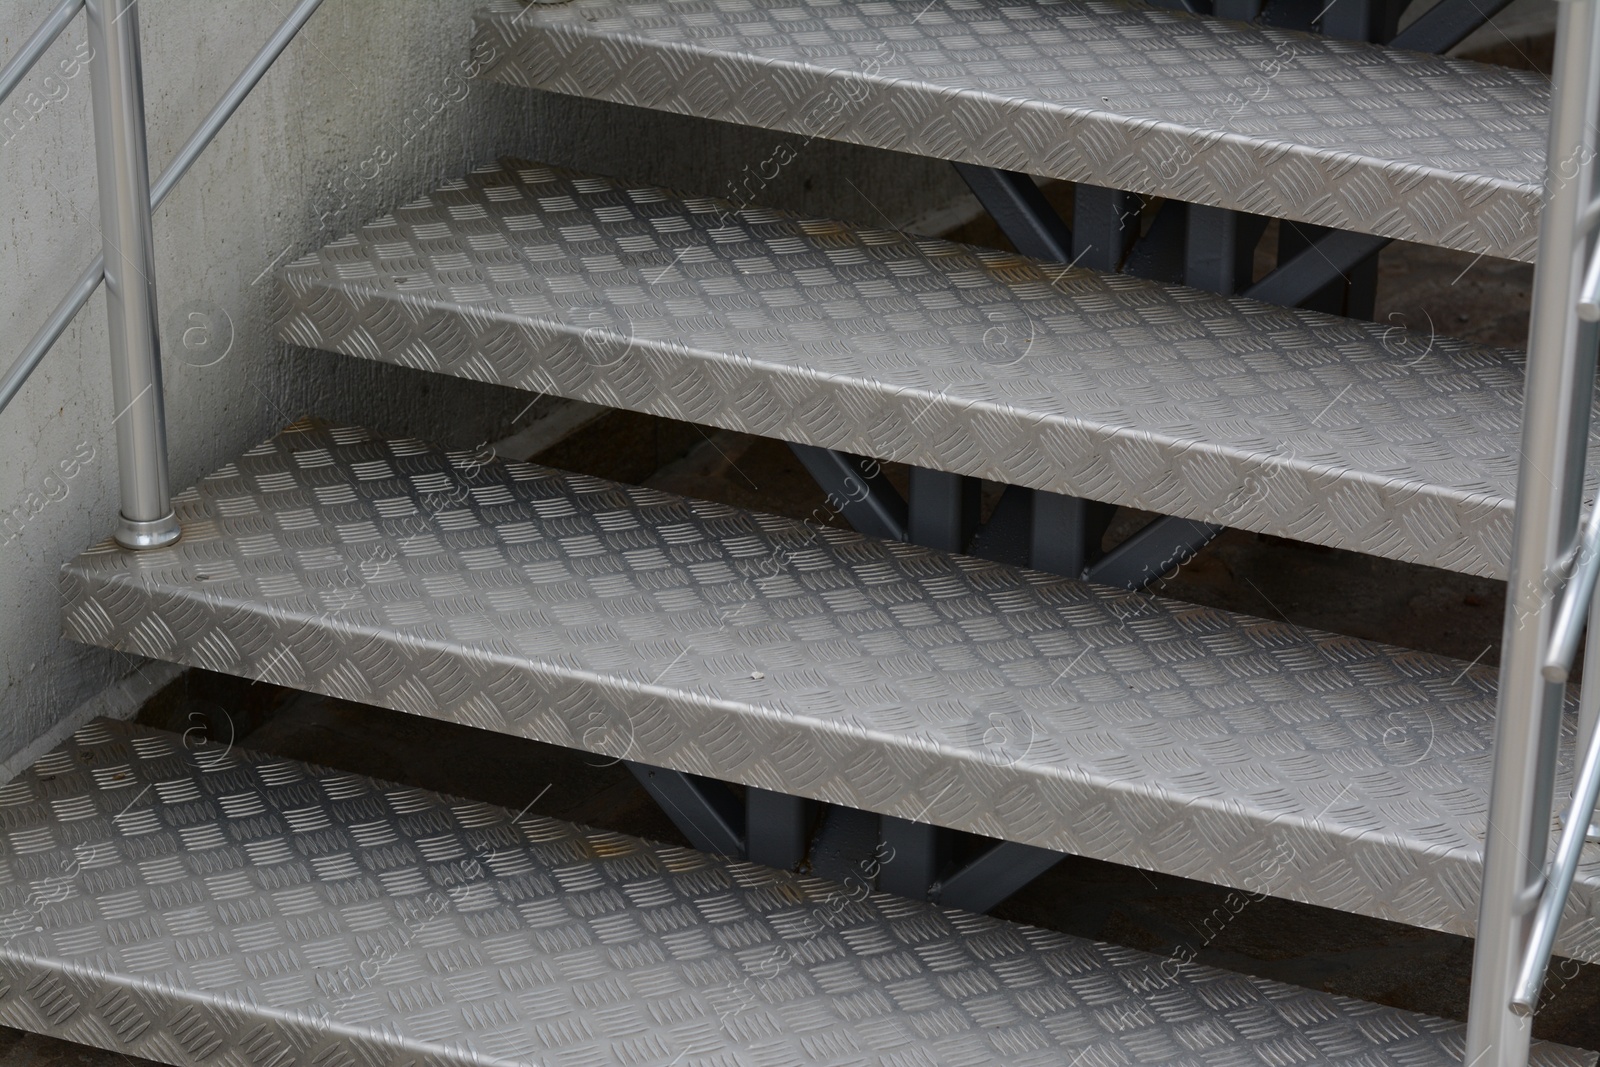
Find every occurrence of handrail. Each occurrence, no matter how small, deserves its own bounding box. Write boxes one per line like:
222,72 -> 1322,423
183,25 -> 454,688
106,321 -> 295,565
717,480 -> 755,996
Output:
0,0 -> 83,107
1578,238 -> 1600,321
0,0 -> 326,418
1466,0 -> 1600,1059
0,259 -> 104,414
1543,503 -> 1600,682
1512,680 -> 1600,1014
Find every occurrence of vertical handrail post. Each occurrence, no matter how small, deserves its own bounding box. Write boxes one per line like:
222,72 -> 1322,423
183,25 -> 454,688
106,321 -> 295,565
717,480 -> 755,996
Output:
1464,1 -> 1600,1063
86,0 -> 179,549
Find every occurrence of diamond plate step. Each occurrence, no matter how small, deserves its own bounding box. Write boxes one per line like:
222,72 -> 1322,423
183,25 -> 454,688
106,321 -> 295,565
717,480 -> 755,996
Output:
274,161 -> 1600,580
4,719 -> 1592,1067
473,0 -> 1548,262
59,418 -> 1600,963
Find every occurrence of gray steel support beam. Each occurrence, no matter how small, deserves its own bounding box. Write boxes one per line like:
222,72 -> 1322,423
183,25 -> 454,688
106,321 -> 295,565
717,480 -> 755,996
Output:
1185,205 -> 1268,295
747,788 -> 812,870
1123,200 -> 1188,286
1186,204 -> 1235,294
1347,252 -> 1380,321
789,443 -> 908,542
1087,517 -> 1225,590
1073,185 -> 1139,272
1319,0 -> 1404,43
909,467 -> 980,554
879,831 -> 1064,914
970,467 -> 1217,596
1389,0 -> 1515,52
935,842 -> 1065,913
1127,200 -> 1267,295
1318,0 -> 1373,41
967,483 -> 1032,568
970,486 -> 1117,579
1032,489 -> 1112,578
1261,0 -> 1318,32
1213,0 -> 1262,18
625,763 -> 746,857
951,164 -> 1072,262
1165,0 -> 1502,316
1245,228 -> 1390,311
877,817 -> 950,899
1275,223 -> 1347,314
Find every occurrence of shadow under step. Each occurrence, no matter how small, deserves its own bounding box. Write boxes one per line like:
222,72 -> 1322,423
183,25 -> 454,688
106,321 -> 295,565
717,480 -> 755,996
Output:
274,160 -> 1596,581
0,718 -> 1593,1067
473,0 -> 1546,261
59,418 -> 1600,963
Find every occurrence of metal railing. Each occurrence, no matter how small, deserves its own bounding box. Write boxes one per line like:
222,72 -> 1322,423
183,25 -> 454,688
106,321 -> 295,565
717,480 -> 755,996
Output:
1469,1 -> 1600,1063
0,0 -> 325,548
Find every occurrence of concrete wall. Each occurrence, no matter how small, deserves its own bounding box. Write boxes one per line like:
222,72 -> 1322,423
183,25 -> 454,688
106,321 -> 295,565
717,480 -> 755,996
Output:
0,0 -> 969,766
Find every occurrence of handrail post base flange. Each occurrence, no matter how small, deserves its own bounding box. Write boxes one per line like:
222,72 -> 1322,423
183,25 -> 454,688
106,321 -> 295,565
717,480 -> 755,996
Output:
114,512 -> 179,550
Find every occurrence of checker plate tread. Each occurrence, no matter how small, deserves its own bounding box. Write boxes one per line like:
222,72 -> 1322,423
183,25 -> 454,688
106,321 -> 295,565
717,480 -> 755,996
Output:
57,419 -> 1600,962
2,719 -> 1593,1066
473,0 -> 1548,261
274,160 -> 1600,580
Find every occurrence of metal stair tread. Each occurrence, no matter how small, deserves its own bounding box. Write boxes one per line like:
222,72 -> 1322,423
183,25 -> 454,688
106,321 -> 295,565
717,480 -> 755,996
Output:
58,417 -> 1600,962
473,0 -> 1548,261
2,718 -> 1592,1067
273,160 -> 1600,581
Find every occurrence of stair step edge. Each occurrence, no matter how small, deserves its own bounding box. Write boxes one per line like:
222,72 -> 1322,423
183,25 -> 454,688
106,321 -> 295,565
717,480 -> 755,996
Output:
58,417 -> 1600,962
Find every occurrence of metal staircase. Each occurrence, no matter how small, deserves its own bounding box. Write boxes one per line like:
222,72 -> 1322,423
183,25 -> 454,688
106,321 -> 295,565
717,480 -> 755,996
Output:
7,0 -> 1600,1064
